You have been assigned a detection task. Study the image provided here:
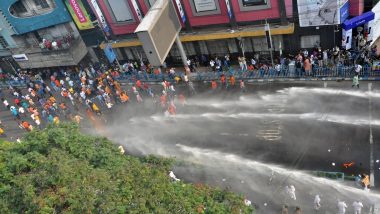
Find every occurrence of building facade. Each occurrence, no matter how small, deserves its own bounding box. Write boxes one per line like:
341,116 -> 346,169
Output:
86,0 -> 371,65
88,0 -> 295,64
0,0 -> 89,70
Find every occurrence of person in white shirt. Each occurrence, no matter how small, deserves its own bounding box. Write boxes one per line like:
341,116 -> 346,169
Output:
314,195 -> 321,210
210,60 -> 215,71
355,64 -> 362,74
352,201 -> 363,214
338,201 -> 347,214
285,185 -> 296,200
2,98 -> 9,109
169,171 -> 180,182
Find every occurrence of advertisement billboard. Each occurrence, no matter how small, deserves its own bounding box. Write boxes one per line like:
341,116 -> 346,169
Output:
65,0 -> 94,30
297,0 -> 340,27
135,0 -> 182,66
88,0 -> 111,35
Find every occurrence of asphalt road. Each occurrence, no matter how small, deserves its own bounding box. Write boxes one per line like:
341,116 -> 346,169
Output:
1,80 -> 380,213
106,81 -> 380,213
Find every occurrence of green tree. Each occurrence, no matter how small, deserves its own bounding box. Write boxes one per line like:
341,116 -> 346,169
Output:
0,123 -> 253,213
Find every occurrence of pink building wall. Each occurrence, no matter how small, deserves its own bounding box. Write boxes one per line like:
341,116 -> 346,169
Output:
93,0 -> 293,35
349,0 -> 364,16
181,0 -> 230,26
95,0 -> 140,35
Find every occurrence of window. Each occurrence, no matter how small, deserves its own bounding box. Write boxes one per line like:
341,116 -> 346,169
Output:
300,35 -> 320,48
12,1 -> 28,14
193,0 -> 217,12
107,0 -> 134,22
238,0 -> 270,11
146,0 -> 156,8
189,0 -> 221,16
33,0 -> 50,9
0,36 -> 9,48
242,0 -> 267,7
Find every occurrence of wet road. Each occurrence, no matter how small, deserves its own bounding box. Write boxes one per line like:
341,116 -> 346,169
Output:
105,81 -> 380,213
1,80 -> 380,213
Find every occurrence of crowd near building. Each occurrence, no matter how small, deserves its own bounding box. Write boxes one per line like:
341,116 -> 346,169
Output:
0,0 -> 378,72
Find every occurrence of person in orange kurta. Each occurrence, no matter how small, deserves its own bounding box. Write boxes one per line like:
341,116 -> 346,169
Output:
304,57 -> 312,76
120,92 -> 129,103
229,76 -> 236,87
220,75 -> 226,86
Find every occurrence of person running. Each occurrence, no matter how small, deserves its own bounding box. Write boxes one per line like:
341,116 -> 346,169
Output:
352,74 -> 359,88
314,195 -> 321,210
285,185 -> 296,200
352,201 -> 363,214
338,201 -> 347,214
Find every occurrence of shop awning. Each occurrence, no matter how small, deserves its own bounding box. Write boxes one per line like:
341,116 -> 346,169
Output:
342,11 -> 375,30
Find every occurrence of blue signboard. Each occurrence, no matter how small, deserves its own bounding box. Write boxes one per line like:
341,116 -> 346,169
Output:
342,11 -> 375,30
104,44 -> 116,63
340,1 -> 349,24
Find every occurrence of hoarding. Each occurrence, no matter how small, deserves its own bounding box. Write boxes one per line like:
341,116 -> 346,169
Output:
65,0 -> 94,30
135,0 -> 182,66
297,0 -> 339,27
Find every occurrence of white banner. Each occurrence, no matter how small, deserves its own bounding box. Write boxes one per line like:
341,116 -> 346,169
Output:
297,0 -> 340,27
12,54 -> 28,61
194,0 -> 217,12
225,0 -> 232,18
89,0 -> 110,34
175,0 -> 186,23
131,0 -> 143,21
342,28 -> 352,50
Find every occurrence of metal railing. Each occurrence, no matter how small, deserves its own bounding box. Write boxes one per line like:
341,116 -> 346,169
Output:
116,65 -> 377,83
1,65 -> 378,87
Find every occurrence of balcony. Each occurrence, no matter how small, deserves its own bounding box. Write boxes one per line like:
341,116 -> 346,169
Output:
10,36 -> 89,69
0,0 -> 71,35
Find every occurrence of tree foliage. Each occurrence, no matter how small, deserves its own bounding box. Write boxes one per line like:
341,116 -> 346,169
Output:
0,123 -> 253,213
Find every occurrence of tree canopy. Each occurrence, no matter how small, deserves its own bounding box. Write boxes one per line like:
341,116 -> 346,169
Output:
0,123 -> 253,213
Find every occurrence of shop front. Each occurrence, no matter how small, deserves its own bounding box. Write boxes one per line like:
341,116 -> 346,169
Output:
341,11 -> 375,50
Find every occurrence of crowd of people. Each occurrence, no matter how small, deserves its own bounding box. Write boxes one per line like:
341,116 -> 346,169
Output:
0,63 -> 198,139
199,45 -> 379,77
